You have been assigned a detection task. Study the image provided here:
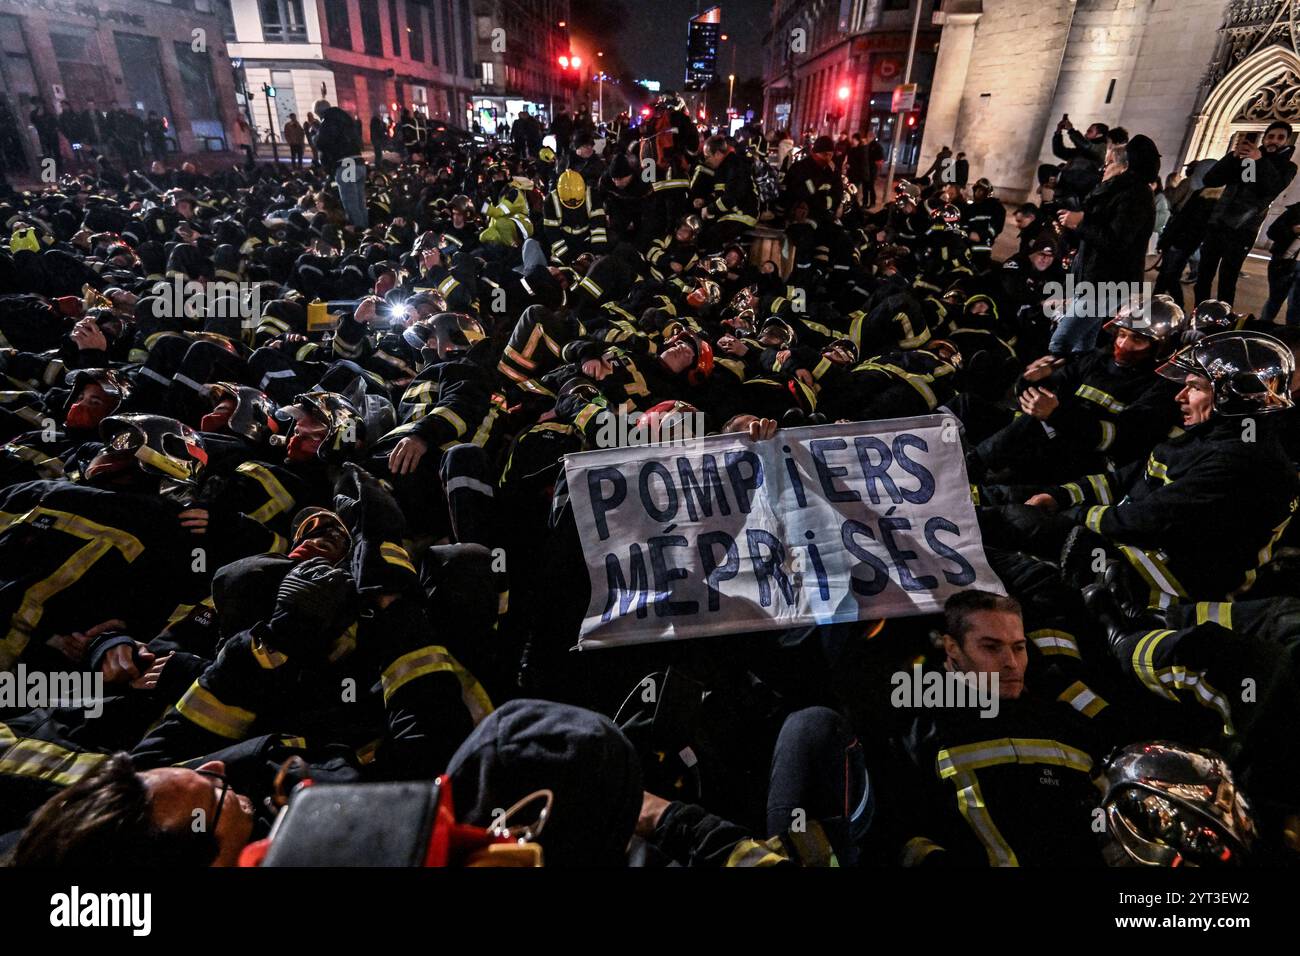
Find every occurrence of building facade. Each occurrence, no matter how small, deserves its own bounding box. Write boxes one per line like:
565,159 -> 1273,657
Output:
762,0 -> 942,170
469,0 -> 566,133
919,0 -> 1300,226
227,0 -> 476,146
0,0 -> 243,172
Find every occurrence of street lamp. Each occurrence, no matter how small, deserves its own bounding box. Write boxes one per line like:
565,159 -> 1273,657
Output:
261,83 -> 280,163
727,73 -> 735,117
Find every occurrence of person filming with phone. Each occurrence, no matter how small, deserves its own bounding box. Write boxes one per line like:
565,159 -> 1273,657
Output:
1194,122 -> 1296,307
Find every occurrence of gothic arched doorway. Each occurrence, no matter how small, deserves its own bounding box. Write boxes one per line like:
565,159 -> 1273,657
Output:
1187,27 -> 1300,246
1187,43 -> 1300,161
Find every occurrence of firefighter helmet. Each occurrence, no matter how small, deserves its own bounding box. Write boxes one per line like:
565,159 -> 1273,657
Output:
1102,741 -> 1258,866
203,383 -> 281,444
1107,294 -> 1187,347
1157,330 -> 1295,416
290,391 -> 368,462
759,317 -> 797,348
730,284 -> 759,314
64,368 -> 132,415
90,413 -> 208,485
677,215 -> 702,240
557,169 -> 586,209
685,278 -> 721,310
663,333 -> 713,384
634,400 -> 703,445
427,311 -> 486,362
931,203 -> 962,227
1186,299 -> 1241,342
823,337 -> 858,365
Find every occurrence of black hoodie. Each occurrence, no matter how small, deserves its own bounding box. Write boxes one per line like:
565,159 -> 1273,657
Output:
446,699 -> 642,866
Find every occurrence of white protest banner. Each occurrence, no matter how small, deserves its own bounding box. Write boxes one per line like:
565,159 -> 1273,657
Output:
564,415 -> 1005,649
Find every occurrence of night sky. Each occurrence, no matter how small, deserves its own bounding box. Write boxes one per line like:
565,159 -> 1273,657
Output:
574,0 -> 770,89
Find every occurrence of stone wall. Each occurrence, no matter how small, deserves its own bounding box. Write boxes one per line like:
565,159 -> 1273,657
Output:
926,0 -> 1080,196
1115,0 -> 1229,172
921,0 -> 1235,199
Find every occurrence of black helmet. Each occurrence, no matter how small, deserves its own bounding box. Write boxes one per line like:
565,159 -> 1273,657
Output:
930,203 -> 962,227
1102,742 -> 1257,866
291,391 -> 368,461
64,368 -> 132,414
823,337 -> 858,364
204,383 -> 282,444
426,311 -> 486,362
1157,330 -> 1295,416
340,377 -> 397,442
89,413 -> 208,485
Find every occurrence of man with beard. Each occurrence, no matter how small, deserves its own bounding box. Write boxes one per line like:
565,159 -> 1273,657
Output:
1195,122 -> 1297,307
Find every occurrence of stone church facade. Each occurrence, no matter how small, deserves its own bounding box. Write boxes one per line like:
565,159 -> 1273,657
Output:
919,0 -> 1300,220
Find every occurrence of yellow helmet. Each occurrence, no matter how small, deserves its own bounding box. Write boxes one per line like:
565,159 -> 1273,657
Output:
10,225 -> 40,254
557,169 -> 586,209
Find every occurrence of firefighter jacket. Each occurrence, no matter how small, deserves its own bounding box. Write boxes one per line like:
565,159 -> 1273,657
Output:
1050,418 -> 1300,606
541,187 -> 608,264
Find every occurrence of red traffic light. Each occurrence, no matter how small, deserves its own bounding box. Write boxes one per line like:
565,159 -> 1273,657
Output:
906,112 -> 917,127
640,107 -> 651,117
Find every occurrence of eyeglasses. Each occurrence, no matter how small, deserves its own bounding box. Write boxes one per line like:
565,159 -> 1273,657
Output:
196,769 -> 231,837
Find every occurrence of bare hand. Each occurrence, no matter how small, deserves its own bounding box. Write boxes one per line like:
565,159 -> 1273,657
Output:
1024,493 -> 1059,514
716,335 -> 748,357
48,618 -> 126,664
1234,138 -> 1262,163
101,641 -> 150,685
1019,386 -> 1059,420
388,435 -> 429,475
130,651 -> 173,690
353,295 -> 382,325
637,791 -> 672,838
71,319 -> 108,351
745,418 -> 778,441
580,357 -> 613,381
420,248 -> 442,271
1022,356 -> 1064,383
178,508 -> 209,535
1057,210 -> 1083,230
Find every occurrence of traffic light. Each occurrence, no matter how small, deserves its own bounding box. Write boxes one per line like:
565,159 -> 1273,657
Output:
262,83 -> 276,97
